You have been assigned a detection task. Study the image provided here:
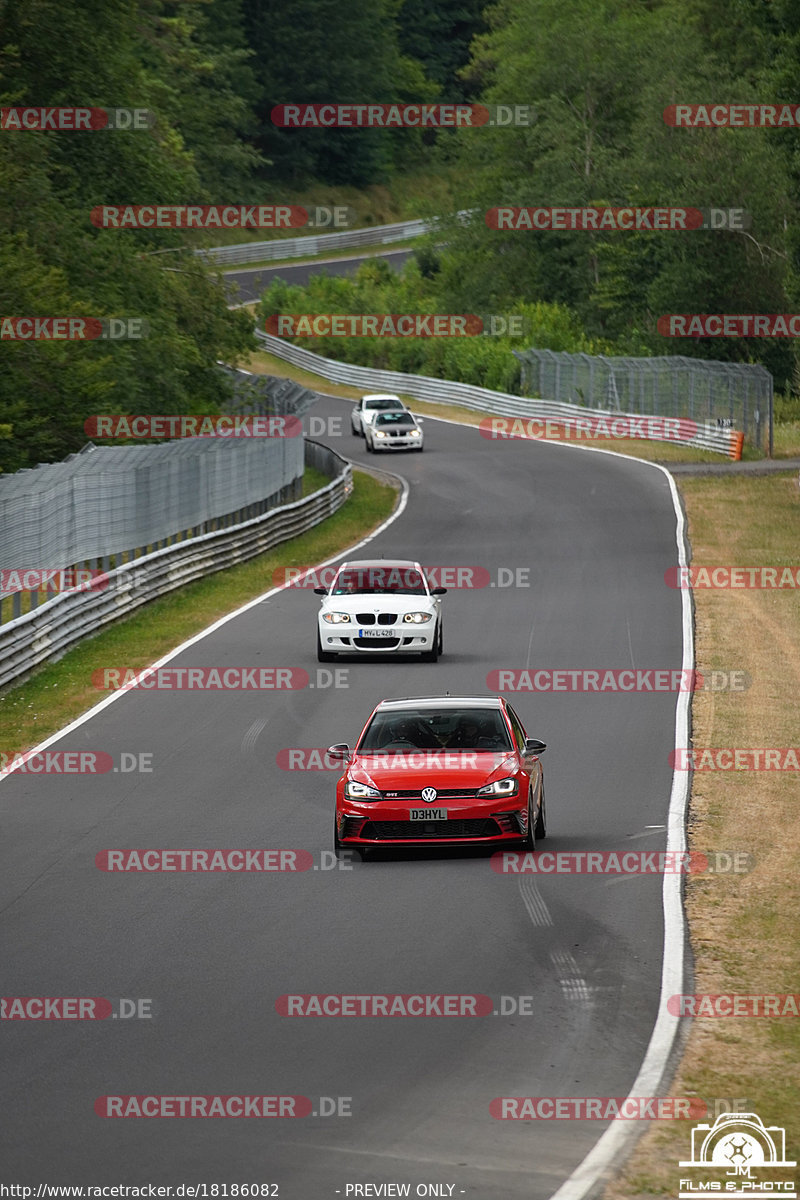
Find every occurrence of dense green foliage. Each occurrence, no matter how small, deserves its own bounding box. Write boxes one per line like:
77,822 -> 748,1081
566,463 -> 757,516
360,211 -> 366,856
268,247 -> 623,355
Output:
2,0 -> 798,471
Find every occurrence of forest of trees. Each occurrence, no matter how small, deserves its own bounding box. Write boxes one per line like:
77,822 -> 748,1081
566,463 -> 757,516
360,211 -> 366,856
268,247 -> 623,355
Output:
1,0 -> 798,470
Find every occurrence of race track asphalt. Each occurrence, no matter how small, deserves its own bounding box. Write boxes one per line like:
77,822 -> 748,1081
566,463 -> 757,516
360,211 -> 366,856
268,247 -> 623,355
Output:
0,399 -> 689,1198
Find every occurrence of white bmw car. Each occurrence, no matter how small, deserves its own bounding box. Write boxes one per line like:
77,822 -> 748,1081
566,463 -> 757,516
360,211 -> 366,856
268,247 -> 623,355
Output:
351,394 -> 408,436
315,559 -> 446,662
365,409 -> 424,452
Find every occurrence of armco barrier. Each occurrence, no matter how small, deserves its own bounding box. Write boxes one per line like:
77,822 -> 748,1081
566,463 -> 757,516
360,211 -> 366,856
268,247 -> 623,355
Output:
0,441 -> 351,691
198,219 -> 431,267
255,330 -> 743,457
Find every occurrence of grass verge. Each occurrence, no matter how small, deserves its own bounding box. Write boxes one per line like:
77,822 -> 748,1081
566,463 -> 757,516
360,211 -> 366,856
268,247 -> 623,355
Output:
605,469 -> 800,1194
0,469 -> 397,760
196,168 -> 465,248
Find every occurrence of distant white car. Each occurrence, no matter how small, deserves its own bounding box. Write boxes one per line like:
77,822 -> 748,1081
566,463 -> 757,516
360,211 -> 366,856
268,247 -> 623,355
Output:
365,410 -> 424,452
315,559 -> 446,662
351,394 -> 408,437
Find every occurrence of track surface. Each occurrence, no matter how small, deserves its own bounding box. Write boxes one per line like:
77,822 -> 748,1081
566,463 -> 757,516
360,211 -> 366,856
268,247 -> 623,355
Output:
1,400 -> 686,1197
225,249 -> 413,304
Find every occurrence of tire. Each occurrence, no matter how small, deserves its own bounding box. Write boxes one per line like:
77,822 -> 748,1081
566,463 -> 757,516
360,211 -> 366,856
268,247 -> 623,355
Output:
351,424 -> 360,437
365,437 -> 374,453
534,784 -> 546,840
420,621 -> 440,662
520,793 -> 536,851
334,814 -> 343,855
317,630 -> 334,663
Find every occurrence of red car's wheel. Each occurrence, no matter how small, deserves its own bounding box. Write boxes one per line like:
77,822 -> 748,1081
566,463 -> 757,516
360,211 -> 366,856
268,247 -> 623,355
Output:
534,785 -> 546,840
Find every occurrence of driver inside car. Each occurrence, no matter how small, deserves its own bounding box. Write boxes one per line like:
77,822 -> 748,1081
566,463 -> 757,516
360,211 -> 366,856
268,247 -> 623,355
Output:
449,716 -> 481,748
380,717 -> 439,749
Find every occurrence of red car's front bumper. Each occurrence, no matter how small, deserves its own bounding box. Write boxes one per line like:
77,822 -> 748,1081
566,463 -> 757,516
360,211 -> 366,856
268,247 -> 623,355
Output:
335,798 -> 528,847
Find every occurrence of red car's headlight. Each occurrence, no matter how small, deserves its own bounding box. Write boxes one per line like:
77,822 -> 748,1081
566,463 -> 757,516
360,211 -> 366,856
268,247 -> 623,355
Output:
476,777 -> 519,797
344,780 -> 381,800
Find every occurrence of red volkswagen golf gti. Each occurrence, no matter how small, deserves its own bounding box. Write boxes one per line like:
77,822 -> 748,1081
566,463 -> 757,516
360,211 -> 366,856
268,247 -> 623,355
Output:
329,696 -> 546,856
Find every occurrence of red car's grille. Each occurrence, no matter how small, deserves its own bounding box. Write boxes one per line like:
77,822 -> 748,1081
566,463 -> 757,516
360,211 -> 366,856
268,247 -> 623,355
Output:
379,788 -> 480,800
360,819 -> 501,841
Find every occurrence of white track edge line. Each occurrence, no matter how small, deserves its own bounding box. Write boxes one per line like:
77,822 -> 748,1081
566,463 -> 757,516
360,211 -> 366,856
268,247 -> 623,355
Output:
546,461 -> 692,1200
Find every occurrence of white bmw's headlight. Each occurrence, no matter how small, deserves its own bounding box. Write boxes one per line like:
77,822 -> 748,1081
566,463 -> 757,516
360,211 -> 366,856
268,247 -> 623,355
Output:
409,430 -> 421,437
476,777 -> 519,797
375,431 -> 388,439
345,780 -> 381,799
322,612 -> 351,624
403,611 -> 433,623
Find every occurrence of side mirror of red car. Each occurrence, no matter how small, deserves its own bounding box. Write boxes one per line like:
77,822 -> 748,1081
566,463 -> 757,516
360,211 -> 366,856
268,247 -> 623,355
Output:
327,744 -> 351,760
524,738 -> 547,755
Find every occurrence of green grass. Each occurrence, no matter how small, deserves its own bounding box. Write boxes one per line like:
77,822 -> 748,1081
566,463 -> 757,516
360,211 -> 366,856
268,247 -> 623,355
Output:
0,469 -> 397,758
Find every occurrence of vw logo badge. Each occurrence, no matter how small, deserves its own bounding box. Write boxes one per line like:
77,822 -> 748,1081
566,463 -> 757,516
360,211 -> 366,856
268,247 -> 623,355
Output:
421,787 -> 438,803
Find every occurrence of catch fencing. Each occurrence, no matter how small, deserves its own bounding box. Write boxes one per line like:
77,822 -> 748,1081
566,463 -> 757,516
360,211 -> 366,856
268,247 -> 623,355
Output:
0,440 -> 351,688
515,349 -> 773,456
254,330 -> 749,457
0,371 -> 320,623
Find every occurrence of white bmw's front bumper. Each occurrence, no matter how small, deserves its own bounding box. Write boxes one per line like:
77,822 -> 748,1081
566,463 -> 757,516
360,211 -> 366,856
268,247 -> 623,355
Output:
317,617 -> 436,654
370,434 -> 423,451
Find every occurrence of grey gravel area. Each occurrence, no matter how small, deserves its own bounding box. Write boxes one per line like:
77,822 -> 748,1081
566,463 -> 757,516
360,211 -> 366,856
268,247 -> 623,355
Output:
657,456 -> 800,476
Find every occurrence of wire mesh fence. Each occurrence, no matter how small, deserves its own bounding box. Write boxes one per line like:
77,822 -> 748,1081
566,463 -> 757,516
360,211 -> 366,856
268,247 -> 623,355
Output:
0,374 -> 319,624
514,350 -> 773,454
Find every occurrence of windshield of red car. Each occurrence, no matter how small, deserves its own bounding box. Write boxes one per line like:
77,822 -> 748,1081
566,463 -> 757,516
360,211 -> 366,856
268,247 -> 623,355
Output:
357,709 -> 512,752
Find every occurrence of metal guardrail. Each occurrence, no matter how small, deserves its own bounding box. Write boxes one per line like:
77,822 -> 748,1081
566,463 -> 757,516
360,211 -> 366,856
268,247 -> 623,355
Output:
198,219 -> 430,267
0,441 -> 351,690
255,331 -> 743,457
